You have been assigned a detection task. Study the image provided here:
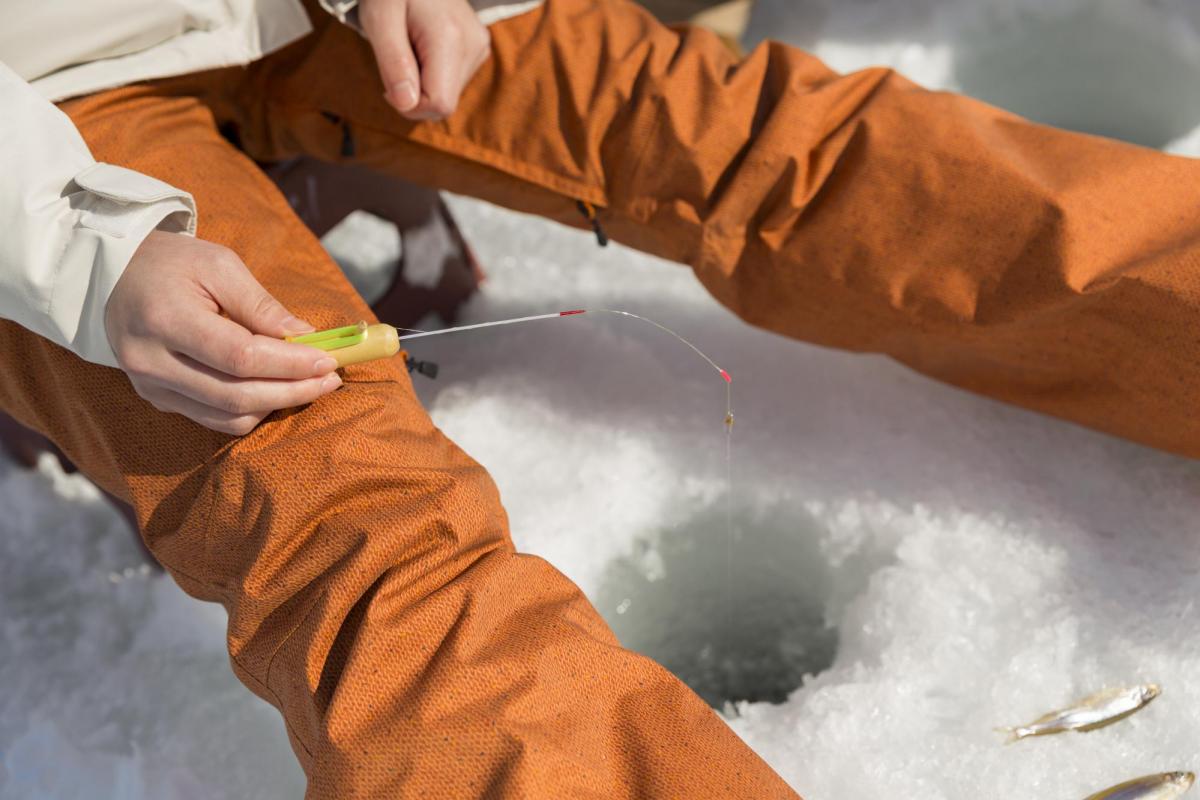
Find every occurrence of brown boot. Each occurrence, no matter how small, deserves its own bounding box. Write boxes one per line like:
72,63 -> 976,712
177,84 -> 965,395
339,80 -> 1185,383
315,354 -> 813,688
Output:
263,155 -> 483,329
0,409 -> 61,470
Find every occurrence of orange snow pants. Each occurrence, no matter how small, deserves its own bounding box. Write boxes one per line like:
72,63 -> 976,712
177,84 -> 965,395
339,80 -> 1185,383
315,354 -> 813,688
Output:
6,0 -> 1200,796
256,0 -> 1200,460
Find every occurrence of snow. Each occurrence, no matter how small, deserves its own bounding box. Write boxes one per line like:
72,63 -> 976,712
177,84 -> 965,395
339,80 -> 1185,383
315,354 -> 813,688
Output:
746,0 -> 1200,150
5,2 -> 1200,798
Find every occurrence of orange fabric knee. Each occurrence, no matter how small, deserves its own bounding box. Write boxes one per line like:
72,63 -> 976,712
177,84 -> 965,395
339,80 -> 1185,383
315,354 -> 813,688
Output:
242,0 -> 1200,459
0,71 -> 800,798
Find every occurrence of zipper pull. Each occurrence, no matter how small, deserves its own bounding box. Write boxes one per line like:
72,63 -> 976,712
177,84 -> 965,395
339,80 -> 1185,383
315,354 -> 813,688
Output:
576,200 -> 609,247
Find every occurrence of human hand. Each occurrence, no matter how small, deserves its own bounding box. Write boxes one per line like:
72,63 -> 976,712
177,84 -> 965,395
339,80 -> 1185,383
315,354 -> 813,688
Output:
360,0 -> 491,120
105,231 -> 342,435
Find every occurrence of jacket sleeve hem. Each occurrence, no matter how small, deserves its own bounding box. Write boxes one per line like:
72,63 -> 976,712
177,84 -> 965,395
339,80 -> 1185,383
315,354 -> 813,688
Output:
62,163 -> 197,368
316,0 -> 545,31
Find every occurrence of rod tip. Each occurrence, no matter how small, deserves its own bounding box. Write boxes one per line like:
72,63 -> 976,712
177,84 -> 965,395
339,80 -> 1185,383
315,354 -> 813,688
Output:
720,369 -> 732,383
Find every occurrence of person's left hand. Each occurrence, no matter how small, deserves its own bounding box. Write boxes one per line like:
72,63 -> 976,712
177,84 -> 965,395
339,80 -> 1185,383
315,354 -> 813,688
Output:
360,0 -> 491,121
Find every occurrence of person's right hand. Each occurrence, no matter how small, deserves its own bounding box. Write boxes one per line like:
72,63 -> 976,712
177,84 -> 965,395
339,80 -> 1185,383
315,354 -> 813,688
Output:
360,0 -> 491,120
105,231 -> 342,435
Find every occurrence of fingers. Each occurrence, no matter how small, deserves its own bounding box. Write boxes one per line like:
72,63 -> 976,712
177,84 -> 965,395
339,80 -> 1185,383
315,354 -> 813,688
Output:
168,250 -> 337,380
406,10 -> 491,120
362,0 -> 422,113
205,252 -> 313,338
362,0 -> 491,121
108,230 -> 346,437
406,24 -> 465,119
143,352 -> 342,429
126,334 -> 342,434
139,386 -> 266,437
167,311 -> 338,381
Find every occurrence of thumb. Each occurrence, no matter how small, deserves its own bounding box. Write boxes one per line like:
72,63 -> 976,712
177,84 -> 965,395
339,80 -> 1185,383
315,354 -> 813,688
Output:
208,255 -> 314,338
363,0 -> 421,113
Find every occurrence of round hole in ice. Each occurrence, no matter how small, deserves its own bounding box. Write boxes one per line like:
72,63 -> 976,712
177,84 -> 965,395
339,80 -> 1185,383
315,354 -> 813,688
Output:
595,501 -> 838,709
954,2 -> 1200,148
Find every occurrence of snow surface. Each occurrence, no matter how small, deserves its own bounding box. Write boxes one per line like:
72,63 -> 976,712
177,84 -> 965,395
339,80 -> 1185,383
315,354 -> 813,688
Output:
5,2 -> 1200,798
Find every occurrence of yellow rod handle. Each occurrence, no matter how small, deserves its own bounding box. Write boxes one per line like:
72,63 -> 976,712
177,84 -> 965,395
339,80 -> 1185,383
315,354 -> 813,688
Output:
329,323 -> 401,367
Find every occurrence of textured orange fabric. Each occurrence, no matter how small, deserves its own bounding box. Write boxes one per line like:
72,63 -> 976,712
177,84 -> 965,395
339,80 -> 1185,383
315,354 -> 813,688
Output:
0,13 -> 799,800
8,0 -> 1200,795
226,0 -> 1199,459
3,76 -> 798,800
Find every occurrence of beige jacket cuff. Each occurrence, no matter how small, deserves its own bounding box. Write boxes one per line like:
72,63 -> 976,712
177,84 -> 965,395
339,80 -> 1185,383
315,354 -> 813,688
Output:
0,61 -> 196,369
318,0 -> 544,30
66,164 -> 197,368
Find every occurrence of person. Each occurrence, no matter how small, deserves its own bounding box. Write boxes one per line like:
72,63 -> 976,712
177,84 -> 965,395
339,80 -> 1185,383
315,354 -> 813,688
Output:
3,0 -> 1199,797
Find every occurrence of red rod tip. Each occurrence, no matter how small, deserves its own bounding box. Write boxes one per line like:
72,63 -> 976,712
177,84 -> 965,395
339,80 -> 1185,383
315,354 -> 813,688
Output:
720,369 -> 732,383
560,309 -> 586,316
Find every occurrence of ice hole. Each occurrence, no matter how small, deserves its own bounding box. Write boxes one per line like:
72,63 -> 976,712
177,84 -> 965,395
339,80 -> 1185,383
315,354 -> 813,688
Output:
595,502 -> 838,709
954,2 -> 1200,148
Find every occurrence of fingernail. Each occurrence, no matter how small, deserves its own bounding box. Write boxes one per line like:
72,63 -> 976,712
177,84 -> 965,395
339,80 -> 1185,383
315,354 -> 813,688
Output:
313,357 -> 338,375
321,373 -> 342,392
284,316 -> 315,334
389,80 -> 418,110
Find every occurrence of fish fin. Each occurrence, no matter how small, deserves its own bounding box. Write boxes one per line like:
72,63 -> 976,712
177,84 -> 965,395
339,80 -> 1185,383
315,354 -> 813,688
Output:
1076,686 -> 1125,705
993,726 -> 1023,744
1027,710 -> 1067,726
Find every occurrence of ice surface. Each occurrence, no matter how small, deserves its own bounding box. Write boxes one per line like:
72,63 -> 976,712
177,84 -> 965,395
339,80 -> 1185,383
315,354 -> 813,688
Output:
0,457 -> 306,798
746,0 -> 1200,148
5,2 -> 1200,798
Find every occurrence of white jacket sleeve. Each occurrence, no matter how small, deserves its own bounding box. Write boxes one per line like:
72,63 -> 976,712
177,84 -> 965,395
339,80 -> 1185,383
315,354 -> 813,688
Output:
0,60 -> 196,368
318,0 -> 543,29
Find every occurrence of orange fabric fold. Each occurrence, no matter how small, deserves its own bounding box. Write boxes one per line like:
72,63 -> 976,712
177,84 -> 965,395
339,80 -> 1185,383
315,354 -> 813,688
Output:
235,0 -> 1200,458
8,0 -> 1200,795
0,5 -> 802,795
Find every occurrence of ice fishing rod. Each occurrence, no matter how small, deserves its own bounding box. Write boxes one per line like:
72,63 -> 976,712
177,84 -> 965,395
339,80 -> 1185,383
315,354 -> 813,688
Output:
286,310 -> 732,385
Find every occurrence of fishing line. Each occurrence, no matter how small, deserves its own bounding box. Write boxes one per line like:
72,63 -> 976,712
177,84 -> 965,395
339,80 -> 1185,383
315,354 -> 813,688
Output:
400,307 -> 738,641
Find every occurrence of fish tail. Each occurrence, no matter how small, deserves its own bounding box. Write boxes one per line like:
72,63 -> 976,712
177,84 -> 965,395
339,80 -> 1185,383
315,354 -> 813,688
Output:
993,726 -> 1024,744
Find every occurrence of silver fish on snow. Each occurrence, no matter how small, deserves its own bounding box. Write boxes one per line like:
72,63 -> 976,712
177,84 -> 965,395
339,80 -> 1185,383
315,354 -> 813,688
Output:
1083,771 -> 1195,800
998,684 -> 1161,743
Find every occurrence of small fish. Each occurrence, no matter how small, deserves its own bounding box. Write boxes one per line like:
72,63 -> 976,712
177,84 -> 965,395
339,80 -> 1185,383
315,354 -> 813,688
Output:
998,684 -> 1161,743
1083,771 -> 1194,800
